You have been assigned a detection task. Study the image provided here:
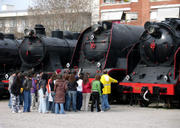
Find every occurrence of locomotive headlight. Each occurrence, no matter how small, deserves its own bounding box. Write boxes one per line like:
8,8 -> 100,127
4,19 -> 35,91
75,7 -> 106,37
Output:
147,25 -> 160,35
66,63 -> 70,68
5,74 -> 9,79
125,75 -> 131,81
97,62 -> 101,68
147,26 -> 155,34
92,24 -> 99,33
103,23 -> 107,30
92,24 -> 102,34
164,75 -> 169,82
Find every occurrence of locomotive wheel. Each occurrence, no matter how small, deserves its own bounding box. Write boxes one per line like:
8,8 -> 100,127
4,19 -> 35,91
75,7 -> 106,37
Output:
139,100 -> 149,107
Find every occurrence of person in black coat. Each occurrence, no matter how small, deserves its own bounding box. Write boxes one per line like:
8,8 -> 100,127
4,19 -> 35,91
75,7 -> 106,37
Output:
66,74 -> 78,112
11,72 -> 23,113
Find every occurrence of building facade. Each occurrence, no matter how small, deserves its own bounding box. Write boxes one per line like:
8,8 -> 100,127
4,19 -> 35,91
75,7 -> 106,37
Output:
100,0 -> 180,26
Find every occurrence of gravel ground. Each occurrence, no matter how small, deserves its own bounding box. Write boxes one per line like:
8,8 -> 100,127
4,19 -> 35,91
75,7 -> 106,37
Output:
0,100 -> 180,128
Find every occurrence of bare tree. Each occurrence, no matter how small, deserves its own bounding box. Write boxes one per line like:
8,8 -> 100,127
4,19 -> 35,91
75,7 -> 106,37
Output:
28,0 -> 92,35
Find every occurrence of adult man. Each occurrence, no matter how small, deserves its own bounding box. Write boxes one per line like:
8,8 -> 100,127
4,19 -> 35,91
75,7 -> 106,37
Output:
100,70 -> 118,112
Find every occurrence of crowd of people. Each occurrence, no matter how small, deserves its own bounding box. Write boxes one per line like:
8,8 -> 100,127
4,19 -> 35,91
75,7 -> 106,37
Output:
8,69 -> 118,114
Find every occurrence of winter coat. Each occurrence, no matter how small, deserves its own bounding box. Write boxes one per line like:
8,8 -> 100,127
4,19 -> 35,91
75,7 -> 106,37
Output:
67,81 -> 78,91
54,79 -> 68,103
91,80 -> 102,96
11,77 -> 22,96
100,74 -> 118,94
82,82 -> 91,93
23,78 -> 32,91
31,78 -> 37,93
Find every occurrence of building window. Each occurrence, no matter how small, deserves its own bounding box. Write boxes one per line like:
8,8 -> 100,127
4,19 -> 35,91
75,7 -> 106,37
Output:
150,0 -> 170,2
101,10 -> 124,21
104,0 -> 116,3
150,7 -> 180,21
125,12 -> 138,21
103,0 -> 131,4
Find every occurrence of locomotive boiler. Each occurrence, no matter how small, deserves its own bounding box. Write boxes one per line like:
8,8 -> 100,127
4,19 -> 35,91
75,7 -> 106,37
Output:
19,24 -> 77,72
120,18 -> 180,107
68,21 -> 144,102
0,33 -> 21,97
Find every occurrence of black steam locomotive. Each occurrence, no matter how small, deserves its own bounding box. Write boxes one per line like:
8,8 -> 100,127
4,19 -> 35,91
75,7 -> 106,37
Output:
70,22 -> 144,77
120,18 -> 180,107
19,24 -> 78,72
0,33 -> 21,97
68,21 -> 144,102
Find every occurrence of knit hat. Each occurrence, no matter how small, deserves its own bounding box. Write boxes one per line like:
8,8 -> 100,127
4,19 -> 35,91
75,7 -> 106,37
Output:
56,69 -> 61,74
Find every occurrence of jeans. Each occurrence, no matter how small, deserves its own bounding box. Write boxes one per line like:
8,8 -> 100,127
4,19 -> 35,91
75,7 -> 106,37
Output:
66,91 -> 77,111
23,90 -> 31,112
101,94 -> 110,111
55,103 -> 65,114
91,92 -> 101,112
31,93 -> 36,110
8,93 -> 12,108
76,91 -> 82,110
38,89 -> 47,113
46,93 -> 49,112
65,92 -> 69,110
82,93 -> 91,111
49,92 -> 55,113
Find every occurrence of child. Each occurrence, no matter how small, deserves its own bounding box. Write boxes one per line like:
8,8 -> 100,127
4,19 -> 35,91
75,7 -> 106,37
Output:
91,75 -> 101,112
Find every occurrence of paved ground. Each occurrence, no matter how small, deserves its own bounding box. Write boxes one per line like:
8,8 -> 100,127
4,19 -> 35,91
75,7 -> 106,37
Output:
0,100 -> 180,128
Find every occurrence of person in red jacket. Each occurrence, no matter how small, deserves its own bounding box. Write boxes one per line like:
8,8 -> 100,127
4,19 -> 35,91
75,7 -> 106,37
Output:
82,74 -> 91,111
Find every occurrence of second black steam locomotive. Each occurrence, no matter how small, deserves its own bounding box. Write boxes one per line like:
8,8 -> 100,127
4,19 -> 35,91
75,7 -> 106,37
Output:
120,18 -> 180,107
67,21 -> 144,102
0,24 -> 79,97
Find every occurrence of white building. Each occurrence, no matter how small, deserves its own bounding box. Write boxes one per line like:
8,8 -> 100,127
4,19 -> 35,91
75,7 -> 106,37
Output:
0,4 -> 29,35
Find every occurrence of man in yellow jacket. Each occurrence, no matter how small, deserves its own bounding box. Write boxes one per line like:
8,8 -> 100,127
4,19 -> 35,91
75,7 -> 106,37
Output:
100,70 -> 118,112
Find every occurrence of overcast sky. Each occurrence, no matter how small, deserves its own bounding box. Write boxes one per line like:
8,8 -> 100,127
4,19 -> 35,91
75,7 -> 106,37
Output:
0,0 -> 32,11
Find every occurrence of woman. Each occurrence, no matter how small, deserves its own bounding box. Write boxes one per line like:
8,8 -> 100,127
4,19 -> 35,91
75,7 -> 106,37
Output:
11,72 -> 22,113
66,74 -> 78,112
54,75 -> 67,114
82,74 -> 91,111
